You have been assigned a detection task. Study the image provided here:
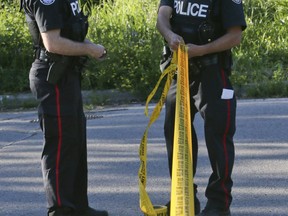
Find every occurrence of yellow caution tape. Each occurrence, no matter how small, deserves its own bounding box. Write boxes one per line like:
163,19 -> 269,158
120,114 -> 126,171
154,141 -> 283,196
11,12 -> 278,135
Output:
139,43 -> 194,216
139,51 -> 177,216
170,44 -> 194,216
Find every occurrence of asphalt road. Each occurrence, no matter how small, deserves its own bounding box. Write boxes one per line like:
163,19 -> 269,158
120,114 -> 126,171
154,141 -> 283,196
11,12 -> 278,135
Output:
0,98 -> 288,216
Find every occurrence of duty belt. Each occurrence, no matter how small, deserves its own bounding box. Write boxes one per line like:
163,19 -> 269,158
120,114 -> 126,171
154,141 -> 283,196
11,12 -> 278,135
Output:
196,54 -> 218,68
189,54 -> 218,76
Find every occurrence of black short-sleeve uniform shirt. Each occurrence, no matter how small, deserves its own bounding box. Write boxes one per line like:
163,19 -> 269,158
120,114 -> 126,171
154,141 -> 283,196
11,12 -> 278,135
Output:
159,0 -> 246,43
23,0 -> 84,45
23,0 -> 65,33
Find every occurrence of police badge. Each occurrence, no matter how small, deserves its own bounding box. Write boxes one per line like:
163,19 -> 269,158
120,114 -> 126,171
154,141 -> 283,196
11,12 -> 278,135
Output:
40,0 -> 55,5
232,0 -> 242,4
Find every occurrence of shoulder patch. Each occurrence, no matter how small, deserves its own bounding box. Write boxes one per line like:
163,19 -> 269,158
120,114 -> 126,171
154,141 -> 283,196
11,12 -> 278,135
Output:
232,0 -> 242,4
40,0 -> 55,5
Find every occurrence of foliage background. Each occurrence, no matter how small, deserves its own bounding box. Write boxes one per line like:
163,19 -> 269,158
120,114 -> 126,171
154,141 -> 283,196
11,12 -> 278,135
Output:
0,0 -> 288,99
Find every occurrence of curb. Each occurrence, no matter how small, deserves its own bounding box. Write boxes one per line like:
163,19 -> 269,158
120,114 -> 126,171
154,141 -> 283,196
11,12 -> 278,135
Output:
0,90 -> 140,111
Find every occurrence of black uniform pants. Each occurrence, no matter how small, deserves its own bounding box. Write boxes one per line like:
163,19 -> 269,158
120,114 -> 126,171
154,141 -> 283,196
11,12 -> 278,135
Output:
164,57 -> 236,211
29,60 -> 89,212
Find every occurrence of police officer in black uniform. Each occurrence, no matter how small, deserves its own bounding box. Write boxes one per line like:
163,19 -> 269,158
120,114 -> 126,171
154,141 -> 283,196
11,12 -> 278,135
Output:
156,0 -> 246,215
21,0 -> 108,215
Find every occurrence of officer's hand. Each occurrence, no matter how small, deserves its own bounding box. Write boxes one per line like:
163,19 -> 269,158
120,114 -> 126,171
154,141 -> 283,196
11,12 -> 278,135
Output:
84,40 -> 107,60
95,45 -> 107,61
166,32 -> 184,51
91,44 -> 107,60
187,43 -> 205,58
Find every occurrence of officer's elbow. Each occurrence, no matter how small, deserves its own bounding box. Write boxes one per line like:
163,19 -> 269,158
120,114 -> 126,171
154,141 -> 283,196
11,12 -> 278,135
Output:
156,16 -> 162,30
43,42 -> 57,53
227,26 -> 243,47
156,21 -> 159,31
41,30 -> 62,53
233,34 -> 242,47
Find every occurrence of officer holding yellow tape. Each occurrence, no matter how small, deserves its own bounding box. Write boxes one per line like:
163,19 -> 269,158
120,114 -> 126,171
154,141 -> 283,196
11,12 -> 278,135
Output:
156,0 -> 246,215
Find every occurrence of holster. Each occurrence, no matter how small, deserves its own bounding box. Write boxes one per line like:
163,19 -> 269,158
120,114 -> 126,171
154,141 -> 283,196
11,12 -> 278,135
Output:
46,54 -> 73,85
35,49 -> 88,85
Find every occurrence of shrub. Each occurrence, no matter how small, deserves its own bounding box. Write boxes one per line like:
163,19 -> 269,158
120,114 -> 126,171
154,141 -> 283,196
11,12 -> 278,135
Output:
83,0 -> 163,99
231,0 -> 288,89
0,0 -> 288,99
0,1 -> 32,93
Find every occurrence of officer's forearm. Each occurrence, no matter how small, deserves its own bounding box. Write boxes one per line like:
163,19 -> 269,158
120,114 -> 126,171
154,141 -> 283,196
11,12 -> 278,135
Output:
41,29 -> 104,58
202,27 -> 242,55
188,26 -> 242,57
156,6 -> 175,42
156,16 -> 173,42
